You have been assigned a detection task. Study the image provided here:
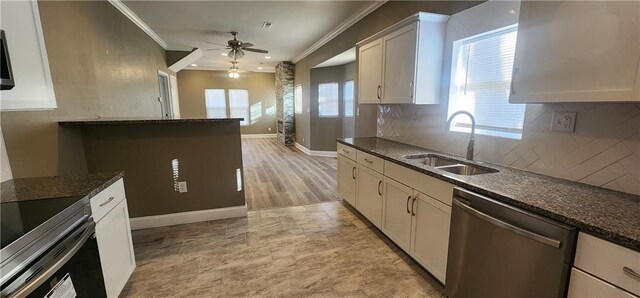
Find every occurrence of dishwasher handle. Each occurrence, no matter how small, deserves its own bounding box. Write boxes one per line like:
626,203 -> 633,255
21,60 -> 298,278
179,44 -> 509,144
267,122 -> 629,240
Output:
453,198 -> 562,248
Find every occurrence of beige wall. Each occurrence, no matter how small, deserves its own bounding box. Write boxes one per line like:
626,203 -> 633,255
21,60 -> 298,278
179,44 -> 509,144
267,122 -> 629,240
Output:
0,1 -> 169,178
177,70 -> 277,135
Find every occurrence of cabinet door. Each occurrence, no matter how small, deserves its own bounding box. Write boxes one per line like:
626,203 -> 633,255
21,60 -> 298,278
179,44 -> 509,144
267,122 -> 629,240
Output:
356,165 -> 383,227
338,155 -> 357,206
96,199 -> 136,298
358,38 -> 384,104
382,23 -> 418,104
568,268 -> 637,298
410,191 -> 451,283
510,1 -> 640,103
382,177 -> 413,251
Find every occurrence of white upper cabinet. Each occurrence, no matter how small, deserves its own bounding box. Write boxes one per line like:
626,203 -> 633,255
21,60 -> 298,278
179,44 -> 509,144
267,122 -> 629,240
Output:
0,0 -> 57,110
358,38 -> 384,104
357,12 -> 449,105
510,1 -> 640,103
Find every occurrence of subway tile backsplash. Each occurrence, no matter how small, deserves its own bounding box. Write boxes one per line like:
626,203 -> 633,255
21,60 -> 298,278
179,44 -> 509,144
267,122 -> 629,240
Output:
377,103 -> 640,195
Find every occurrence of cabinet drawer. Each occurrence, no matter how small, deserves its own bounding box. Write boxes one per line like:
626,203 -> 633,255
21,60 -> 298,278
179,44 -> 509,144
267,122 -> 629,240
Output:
568,268 -> 637,298
90,179 -> 126,223
357,151 -> 384,173
575,232 -> 640,296
384,161 -> 453,206
337,143 -> 356,160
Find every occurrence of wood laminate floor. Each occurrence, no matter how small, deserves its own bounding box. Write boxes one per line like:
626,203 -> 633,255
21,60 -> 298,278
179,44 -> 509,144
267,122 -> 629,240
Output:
122,201 -> 445,297
241,138 -> 339,210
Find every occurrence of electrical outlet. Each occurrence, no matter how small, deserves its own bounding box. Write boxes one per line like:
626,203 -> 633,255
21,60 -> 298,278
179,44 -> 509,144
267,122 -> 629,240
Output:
268,127 -> 271,132
356,108 -> 360,117
302,137 -> 305,143
178,181 -> 188,193
550,111 -> 577,132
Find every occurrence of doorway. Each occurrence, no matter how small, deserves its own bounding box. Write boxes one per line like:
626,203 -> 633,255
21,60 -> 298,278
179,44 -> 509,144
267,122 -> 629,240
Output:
158,71 -> 172,119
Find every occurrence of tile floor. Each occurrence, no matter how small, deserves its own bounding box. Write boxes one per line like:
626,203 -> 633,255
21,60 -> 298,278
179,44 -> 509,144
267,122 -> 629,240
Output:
121,201 -> 445,297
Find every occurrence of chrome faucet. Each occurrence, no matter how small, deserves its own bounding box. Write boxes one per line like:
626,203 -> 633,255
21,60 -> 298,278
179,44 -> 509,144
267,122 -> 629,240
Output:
446,111 -> 476,161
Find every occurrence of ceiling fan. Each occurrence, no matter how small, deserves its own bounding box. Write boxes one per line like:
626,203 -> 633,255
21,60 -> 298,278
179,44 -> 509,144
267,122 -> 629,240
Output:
205,31 -> 269,60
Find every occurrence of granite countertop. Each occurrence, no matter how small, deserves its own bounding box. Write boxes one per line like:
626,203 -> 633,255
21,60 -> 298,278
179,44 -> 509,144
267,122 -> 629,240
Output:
338,137 -> 640,252
58,117 -> 244,126
1,171 -> 124,203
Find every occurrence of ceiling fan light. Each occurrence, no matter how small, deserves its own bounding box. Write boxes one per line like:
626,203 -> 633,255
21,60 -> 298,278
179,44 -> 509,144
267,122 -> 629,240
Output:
228,72 -> 234,78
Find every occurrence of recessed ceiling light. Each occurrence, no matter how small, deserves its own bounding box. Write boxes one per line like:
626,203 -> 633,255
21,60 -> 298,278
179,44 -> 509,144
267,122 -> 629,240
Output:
258,67 -> 263,70
509,9 -> 517,14
191,63 -> 197,67
221,53 -> 228,56
265,56 -> 271,59
262,21 -> 272,28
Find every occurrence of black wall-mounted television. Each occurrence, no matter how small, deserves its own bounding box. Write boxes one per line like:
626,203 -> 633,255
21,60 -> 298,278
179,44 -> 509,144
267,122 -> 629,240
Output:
1,30 -> 15,91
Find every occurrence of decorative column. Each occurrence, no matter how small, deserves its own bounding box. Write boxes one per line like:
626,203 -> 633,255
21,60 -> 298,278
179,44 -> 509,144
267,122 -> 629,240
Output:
275,62 -> 295,146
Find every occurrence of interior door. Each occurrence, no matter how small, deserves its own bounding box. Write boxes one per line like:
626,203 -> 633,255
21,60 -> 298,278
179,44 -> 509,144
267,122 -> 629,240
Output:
337,155 -> 357,206
356,165 -> 383,227
357,38 -> 383,104
169,75 -> 180,118
382,177 -> 413,251
382,23 -> 418,104
157,72 -> 172,118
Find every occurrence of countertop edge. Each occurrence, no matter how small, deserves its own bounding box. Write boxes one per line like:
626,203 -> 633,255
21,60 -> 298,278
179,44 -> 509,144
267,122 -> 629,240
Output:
58,118 -> 244,126
337,138 -> 640,252
85,171 -> 125,200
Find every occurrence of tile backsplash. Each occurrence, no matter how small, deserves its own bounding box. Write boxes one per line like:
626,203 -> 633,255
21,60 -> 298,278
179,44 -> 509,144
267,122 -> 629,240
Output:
377,103 -> 640,195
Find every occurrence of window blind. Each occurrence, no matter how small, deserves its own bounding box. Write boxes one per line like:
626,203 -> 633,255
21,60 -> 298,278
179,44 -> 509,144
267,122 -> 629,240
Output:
229,89 -> 250,126
448,25 -> 526,140
344,81 -> 354,117
295,85 -> 302,114
205,89 -> 227,119
318,83 -> 339,117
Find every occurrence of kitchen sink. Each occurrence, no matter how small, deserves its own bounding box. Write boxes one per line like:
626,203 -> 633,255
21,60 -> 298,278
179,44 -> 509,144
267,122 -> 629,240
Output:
436,164 -> 499,176
404,154 -> 498,176
404,154 -> 458,167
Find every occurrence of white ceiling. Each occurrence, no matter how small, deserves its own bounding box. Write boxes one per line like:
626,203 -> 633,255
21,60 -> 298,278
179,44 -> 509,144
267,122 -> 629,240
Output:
313,47 -> 356,68
123,1 -> 378,73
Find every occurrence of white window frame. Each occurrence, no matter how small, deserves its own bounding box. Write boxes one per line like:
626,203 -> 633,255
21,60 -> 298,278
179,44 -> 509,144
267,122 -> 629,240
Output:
343,80 -> 354,118
447,24 -> 525,140
318,82 -> 339,118
204,89 -> 227,119
229,89 -> 250,126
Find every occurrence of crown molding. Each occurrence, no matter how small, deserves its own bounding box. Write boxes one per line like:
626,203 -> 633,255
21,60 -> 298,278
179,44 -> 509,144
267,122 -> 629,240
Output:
108,0 -> 168,49
292,1 -> 387,64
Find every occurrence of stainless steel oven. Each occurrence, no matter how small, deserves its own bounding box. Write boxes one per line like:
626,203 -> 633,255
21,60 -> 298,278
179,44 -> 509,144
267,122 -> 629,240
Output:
1,196 -> 107,298
445,188 -> 577,298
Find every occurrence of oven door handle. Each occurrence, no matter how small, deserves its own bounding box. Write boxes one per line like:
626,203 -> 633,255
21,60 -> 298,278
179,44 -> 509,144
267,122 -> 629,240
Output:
453,198 -> 562,248
8,220 -> 96,298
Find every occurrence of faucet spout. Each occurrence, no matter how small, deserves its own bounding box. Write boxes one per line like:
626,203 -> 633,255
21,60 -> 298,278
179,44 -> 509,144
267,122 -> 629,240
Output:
446,111 -> 476,161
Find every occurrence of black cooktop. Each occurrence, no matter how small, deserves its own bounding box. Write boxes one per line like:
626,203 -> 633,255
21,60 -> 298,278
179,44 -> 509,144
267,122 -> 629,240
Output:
0,195 -> 84,249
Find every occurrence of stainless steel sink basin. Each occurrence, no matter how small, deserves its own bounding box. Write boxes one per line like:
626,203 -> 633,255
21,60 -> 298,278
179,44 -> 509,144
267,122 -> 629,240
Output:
404,154 -> 458,167
404,154 -> 499,176
436,164 -> 498,176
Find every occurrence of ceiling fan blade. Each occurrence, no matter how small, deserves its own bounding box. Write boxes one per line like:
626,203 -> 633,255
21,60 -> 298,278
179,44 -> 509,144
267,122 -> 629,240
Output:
205,41 -> 228,46
240,42 -> 254,48
204,48 -> 226,51
243,48 -> 269,54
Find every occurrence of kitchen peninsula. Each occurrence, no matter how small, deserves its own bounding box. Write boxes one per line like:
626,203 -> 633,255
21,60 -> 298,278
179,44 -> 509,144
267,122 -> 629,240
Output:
58,118 -> 247,229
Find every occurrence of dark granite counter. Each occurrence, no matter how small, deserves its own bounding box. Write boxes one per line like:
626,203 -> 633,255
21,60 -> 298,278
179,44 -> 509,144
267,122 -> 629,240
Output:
58,117 -> 243,126
1,172 -> 124,203
338,137 -> 640,252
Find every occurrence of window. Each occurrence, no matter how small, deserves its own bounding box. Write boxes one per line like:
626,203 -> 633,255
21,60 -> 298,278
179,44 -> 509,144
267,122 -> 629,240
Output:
318,83 -> 339,117
229,89 -> 249,126
448,24 -> 525,140
205,89 -> 226,118
343,80 -> 354,117
294,84 -> 302,114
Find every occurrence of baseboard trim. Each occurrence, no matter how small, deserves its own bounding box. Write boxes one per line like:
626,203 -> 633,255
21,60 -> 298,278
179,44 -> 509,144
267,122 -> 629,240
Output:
294,142 -> 337,158
130,205 -> 247,230
241,134 -> 277,139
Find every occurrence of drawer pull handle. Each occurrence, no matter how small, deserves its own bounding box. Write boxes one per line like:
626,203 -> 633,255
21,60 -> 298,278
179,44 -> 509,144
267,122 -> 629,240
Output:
377,181 -> 382,196
364,158 -> 373,164
406,195 -> 412,214
342,149 -> 350,154
352,167 -> 356,179
623,266 -> 640,280
411,196 -> 417,216
99,196 -> 115,207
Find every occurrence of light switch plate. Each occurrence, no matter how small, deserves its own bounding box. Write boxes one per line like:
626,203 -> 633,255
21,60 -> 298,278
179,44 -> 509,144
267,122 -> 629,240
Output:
178,181 -> 188,193
550,111 -> 577,132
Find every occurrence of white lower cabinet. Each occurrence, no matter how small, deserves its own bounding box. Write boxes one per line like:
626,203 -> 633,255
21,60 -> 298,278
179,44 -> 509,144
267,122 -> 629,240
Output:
382,177 -> 413,251
568,268 -> 637,298
410,191 -> 451,283
337,155 -> 357,206
91,179 -> 136,298
356,164 -> 384,228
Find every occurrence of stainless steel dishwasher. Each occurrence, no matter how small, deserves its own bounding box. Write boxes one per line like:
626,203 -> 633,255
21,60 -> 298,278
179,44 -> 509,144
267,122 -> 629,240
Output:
445,188 -> 577,298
